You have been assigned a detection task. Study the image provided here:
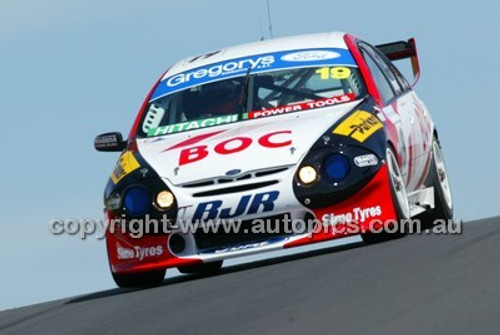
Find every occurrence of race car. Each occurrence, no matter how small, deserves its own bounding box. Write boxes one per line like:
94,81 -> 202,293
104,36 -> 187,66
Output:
94,32 -> 453,288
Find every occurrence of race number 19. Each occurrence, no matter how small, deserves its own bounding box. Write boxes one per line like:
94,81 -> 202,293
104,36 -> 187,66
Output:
315,67 -> 351,80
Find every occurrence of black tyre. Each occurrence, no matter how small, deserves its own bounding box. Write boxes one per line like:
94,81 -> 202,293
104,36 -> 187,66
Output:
417,137 -> 453,228
112,269 -> 166,288
178,261 -> 223,274
361,146 -> 408,244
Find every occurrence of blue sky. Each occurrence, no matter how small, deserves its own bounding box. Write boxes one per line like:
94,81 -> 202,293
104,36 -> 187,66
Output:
1,0 -> 498,310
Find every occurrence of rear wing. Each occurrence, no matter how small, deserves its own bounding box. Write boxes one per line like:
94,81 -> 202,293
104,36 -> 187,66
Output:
376,38 -> 420,86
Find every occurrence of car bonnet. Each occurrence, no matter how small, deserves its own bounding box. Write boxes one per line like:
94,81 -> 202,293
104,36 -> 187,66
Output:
137,100 -> 360,186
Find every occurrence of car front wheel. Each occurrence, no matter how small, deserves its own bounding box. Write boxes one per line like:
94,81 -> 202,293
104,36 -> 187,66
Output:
361,146 -> 408,244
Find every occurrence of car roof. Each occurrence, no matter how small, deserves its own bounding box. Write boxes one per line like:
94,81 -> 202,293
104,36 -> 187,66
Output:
163,31 -> 349,79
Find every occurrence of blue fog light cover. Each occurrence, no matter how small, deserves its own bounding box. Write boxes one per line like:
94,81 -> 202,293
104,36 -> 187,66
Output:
324,154 -> 350,181
124,187 -> 151,216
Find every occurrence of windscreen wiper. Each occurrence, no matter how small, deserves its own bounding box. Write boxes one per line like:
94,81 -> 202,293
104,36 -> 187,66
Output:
236,66 -> 253,114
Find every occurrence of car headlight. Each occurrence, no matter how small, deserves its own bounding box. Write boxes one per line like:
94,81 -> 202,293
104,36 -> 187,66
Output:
324,154 -> 350,181
155,190 -> 175,210
123,187 -> 151,216
298,165 -> 318,185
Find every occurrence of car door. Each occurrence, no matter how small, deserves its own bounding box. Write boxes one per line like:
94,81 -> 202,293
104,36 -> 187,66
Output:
359,43 -> 418,191
368,46 -> 433,191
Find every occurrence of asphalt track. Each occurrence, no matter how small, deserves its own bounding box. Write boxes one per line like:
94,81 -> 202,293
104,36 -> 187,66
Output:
1,217 -> 500,335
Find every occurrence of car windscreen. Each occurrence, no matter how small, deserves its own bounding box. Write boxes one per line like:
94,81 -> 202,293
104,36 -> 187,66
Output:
139,55 -> 366,138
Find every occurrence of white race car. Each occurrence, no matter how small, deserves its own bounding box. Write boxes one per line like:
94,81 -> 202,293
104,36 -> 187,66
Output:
95,32 -> 453,288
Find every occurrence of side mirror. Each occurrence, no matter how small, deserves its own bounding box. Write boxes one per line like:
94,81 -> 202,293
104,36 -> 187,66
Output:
94,132 -> 127,152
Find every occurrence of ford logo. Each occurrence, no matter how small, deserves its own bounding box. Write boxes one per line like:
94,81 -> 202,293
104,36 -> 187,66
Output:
281,50 -> 341,62
225,169 -> 242,176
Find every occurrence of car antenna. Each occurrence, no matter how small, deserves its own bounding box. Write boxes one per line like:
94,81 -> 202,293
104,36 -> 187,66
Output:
266,0 -> 274,39
259,16 -> 265,41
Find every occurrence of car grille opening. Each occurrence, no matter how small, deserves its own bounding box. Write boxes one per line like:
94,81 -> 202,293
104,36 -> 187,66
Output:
192,180 -> 278,197
194,213 -> 293,251
179,166 -> 291,189
254,167 -> 288,177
